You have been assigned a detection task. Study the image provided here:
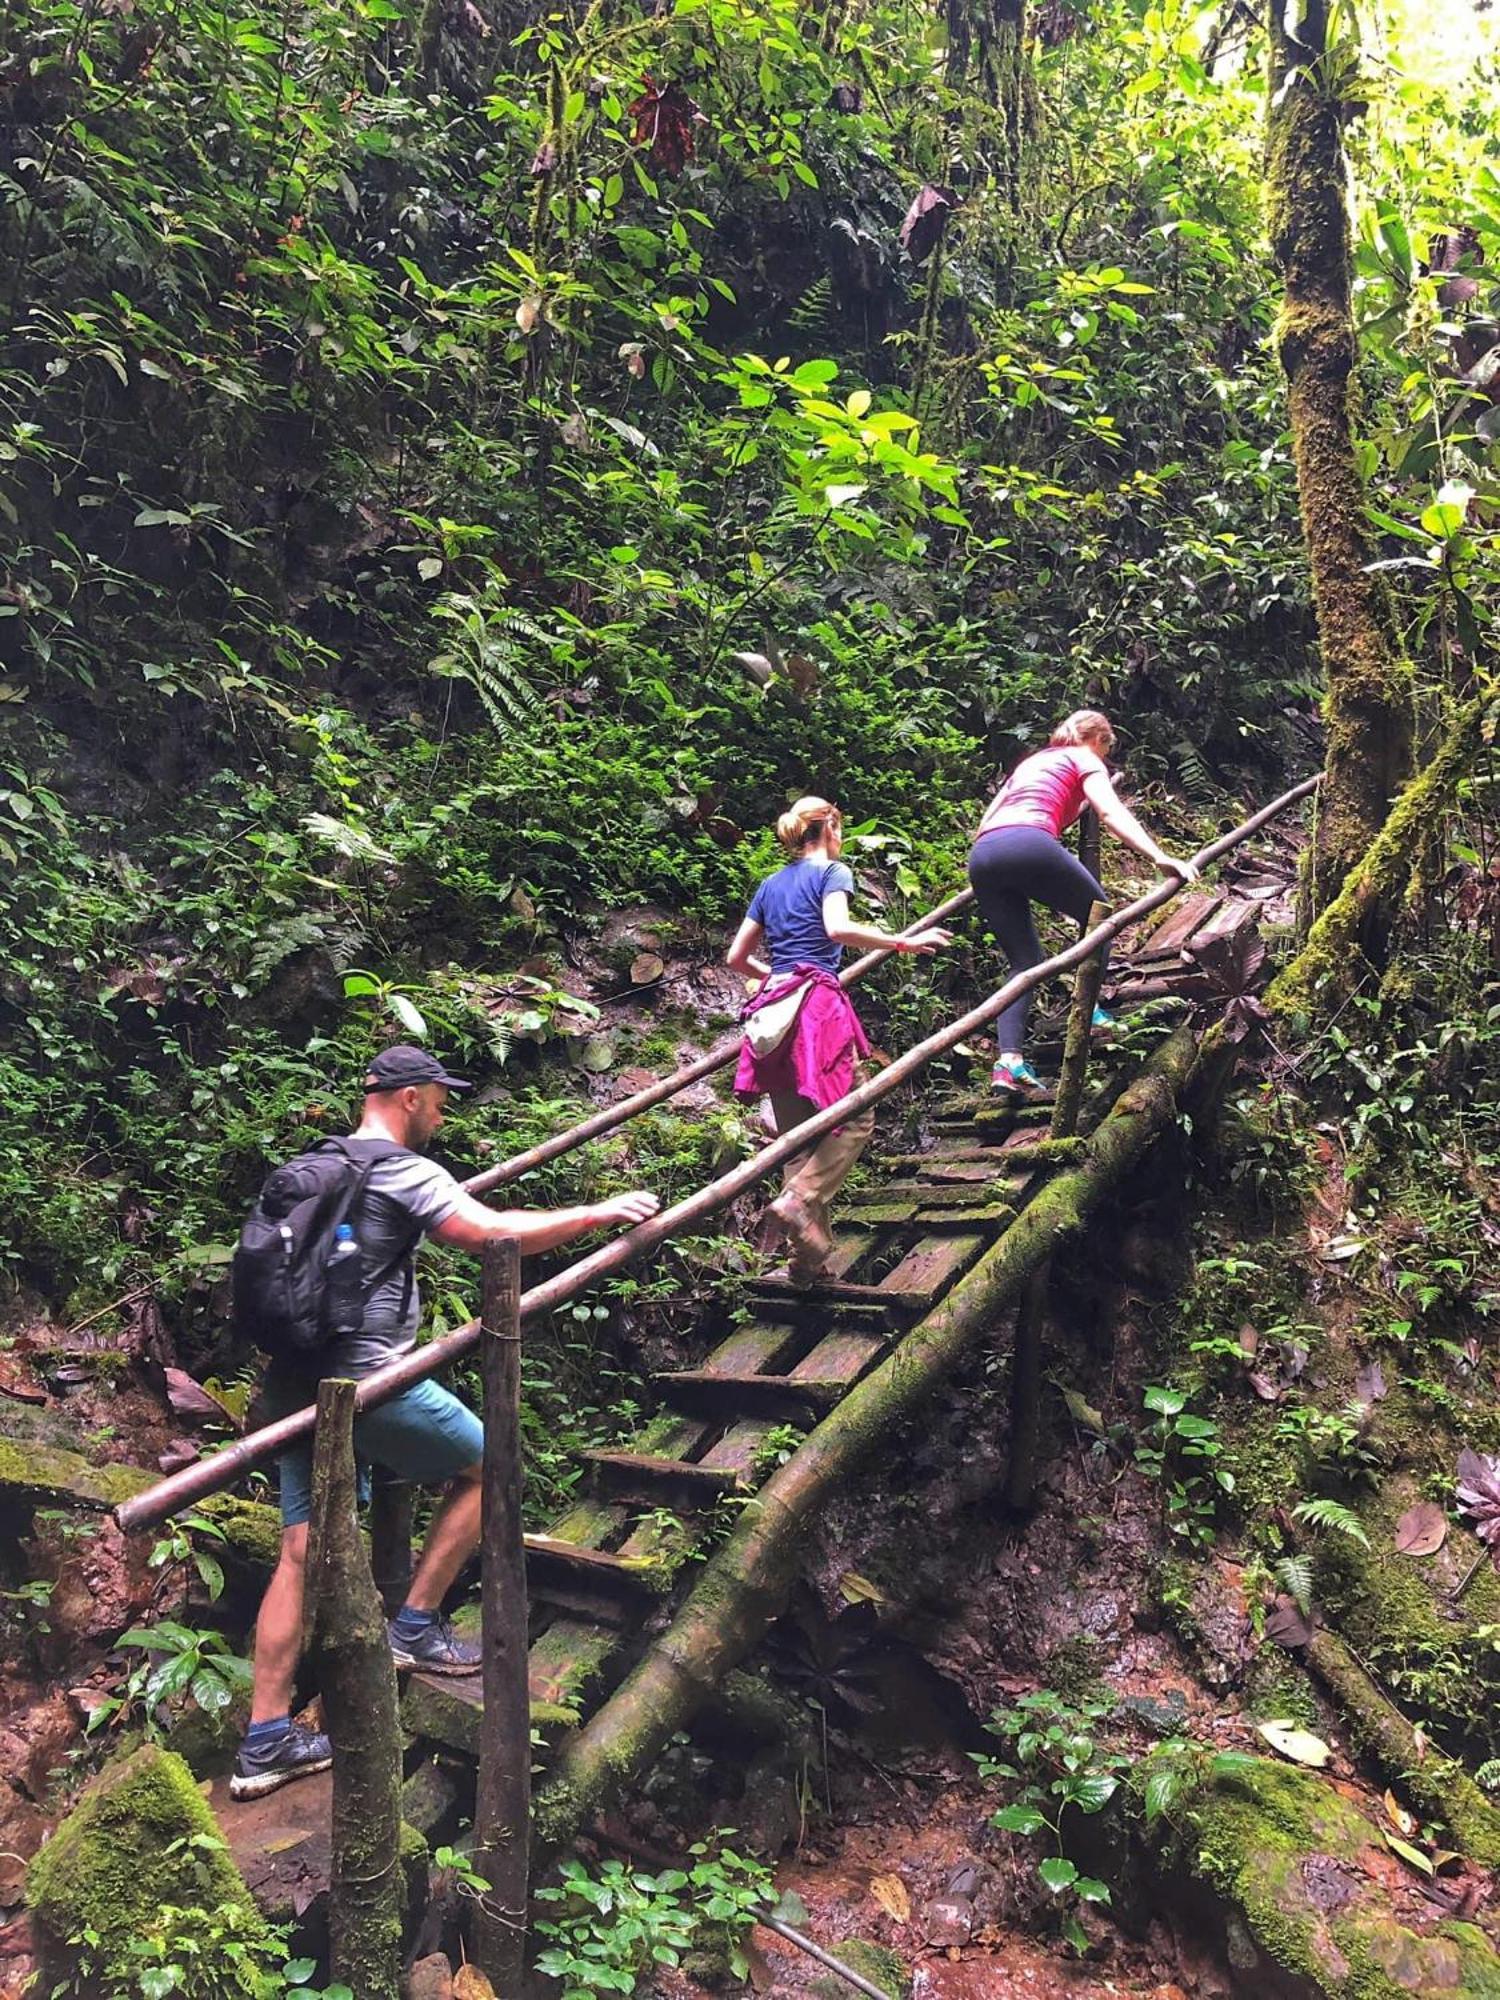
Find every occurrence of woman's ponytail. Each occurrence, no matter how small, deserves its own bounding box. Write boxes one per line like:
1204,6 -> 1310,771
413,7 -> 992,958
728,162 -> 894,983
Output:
776,795 -> 842,853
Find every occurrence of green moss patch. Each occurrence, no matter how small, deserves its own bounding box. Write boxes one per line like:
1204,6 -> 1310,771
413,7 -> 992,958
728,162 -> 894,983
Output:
28,1743 -> 274,1974
1178,1756 -> 1500,1998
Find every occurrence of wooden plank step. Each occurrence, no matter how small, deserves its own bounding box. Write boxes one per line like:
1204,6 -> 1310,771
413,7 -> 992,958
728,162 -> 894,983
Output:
401,1677 -> 580,1759
1135,891 -> 1218,957
748,1274 -> 924,1314
697,1419 -> 780,1480
700,1317 -> 806,1375
1185,896 -> 1260,959
743,1290 -> 905,1331
857,1178 -> 1028,1209
791,1331 -> 886,1380
907,1160 -> 1001,1185
841,1198 -> 921,1225
657,1372 -> 851,1419
585,1449 -> 745,1503
880,1233 -> 986,1302
915,1202 -> 1016,1230
527,1618 -> 621,1714
525,1532 -> 665,1594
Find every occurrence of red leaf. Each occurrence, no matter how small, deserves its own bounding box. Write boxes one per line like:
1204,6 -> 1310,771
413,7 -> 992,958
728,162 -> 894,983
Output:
900,185 -> 955,265
628,76 -> 703,178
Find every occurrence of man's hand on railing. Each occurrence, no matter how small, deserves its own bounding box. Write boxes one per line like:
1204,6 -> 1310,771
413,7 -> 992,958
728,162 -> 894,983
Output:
595,1191 -> 662,1230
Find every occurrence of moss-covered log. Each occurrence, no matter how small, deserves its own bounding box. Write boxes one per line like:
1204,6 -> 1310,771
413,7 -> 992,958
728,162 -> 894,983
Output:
1304,1626 -> 1500,1868
306,1379 -> 404,2000
0,1433 -> 281,1567
532,1026 -> 1202,1859
1265,0 -> 1413,917
1267,697 -> 1483,1017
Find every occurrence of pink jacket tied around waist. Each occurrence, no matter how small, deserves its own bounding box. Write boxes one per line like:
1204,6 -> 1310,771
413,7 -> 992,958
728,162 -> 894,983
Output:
734,965 -> 870,1111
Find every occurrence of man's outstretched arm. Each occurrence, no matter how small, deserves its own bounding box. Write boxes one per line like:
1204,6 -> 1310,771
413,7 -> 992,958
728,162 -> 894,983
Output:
430,1188 -> 660,1256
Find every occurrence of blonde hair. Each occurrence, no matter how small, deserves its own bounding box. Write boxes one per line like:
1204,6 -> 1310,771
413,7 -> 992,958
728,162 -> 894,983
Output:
1050,708 -> 1115,755
776,795 -> 842,853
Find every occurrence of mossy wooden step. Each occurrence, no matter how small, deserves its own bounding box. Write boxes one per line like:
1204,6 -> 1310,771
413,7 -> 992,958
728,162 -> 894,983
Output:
657,1372 -> 852,1419
840,1197 -> 922,1225
401,1676 -> 580,1760
747,1274 -> 924,1314
523,1533 -> 668,1618
585,1450 -> 746,1504
914,1201 -> 1017,1230
879,1233 -> 986,1300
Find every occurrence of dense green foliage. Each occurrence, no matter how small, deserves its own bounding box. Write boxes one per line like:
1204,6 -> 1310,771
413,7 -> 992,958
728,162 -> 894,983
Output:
0,0 -> 1494,1314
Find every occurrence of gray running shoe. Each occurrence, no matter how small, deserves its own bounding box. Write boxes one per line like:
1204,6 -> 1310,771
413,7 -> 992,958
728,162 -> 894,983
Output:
230,1722 -> 332,1801
388,1615 -> 481,1675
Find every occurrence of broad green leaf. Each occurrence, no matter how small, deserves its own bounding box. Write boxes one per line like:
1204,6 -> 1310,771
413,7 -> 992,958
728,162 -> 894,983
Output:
1038,1856 -> 1078,1894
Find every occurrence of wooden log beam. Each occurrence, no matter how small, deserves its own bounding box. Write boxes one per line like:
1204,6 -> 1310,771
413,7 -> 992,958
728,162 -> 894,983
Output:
531,1025 -> 1204,1861
306,1380 -> 403,2000
1050,900 -> 1110,1143
473,1240 -> 530,1987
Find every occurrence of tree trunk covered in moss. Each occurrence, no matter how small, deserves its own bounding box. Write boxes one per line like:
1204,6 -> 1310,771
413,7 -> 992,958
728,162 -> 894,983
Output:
532,1026 -> 1202,1861
1264,0 -> 1412,919
306,1379 -> 404,2000
1267,696 -> 1482,1017
946,0 -> 1036,209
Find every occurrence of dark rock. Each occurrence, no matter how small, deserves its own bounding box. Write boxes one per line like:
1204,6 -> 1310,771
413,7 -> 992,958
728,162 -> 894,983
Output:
918,1894 -> 973,1947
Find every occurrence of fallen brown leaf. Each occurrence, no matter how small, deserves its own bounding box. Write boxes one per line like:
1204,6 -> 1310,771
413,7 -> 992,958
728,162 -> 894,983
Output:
1394,1501 -> 1447,1558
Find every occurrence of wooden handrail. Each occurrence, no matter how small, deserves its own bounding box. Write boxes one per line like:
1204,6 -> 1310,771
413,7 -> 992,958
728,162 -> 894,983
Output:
460,884 -> 977,1196
115,775 -> 1318,1534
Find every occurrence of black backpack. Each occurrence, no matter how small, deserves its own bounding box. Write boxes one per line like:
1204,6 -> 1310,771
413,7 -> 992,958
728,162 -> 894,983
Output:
231,1136 -> 415,1363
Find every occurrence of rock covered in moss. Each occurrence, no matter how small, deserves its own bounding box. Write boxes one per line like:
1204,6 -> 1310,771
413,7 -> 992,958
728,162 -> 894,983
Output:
810,1936 -> 910,1999
27,1742 -> 274,1979
1178,1755 -> 1500,1998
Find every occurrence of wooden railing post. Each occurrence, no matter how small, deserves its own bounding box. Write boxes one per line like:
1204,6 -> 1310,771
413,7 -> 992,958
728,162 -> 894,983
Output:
1050,900 -> 1111,1142
306,1378 -> 403,2000
369,1470 -> 413,1615
473,1239 -> 529,1988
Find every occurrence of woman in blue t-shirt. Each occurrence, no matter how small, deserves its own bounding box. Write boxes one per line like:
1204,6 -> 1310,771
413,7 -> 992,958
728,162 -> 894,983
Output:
727,796 -> 951,1282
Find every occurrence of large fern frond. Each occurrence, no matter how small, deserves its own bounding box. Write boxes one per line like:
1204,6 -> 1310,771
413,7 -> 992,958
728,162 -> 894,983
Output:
428,594 -> 550,739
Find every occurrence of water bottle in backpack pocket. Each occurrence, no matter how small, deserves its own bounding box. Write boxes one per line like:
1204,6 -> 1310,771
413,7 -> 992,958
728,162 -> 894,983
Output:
324,1223 -> 366,1336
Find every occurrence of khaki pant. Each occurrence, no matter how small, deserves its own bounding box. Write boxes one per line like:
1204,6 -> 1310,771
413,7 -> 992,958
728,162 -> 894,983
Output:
769,1081 -> 875,1237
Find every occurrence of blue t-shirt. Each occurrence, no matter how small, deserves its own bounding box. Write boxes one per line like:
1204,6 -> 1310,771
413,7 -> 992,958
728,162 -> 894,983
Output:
747,858 -> 855,974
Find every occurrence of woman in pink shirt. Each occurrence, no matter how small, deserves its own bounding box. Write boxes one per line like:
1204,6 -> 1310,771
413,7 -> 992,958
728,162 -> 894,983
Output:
969,710 -> 1197,1098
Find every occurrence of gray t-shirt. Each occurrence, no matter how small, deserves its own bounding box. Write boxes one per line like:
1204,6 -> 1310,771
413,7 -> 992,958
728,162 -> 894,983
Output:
321,1151 -> 464,1376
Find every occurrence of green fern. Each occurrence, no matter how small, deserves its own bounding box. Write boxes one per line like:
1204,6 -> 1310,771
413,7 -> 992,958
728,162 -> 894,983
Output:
428,594 -> 550,738
787,274 -> 834,335
245,912 -> 326,988
1172,737 -> 1217,806
1291,1497 -> 1370,1547
1274,1553 -> 1314,1614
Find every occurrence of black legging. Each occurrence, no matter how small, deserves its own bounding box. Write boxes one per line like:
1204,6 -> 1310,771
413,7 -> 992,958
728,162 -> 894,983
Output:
967,826 -> 1107,1052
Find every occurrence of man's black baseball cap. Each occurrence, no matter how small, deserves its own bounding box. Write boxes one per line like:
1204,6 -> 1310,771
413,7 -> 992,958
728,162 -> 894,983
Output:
363,1044 -> 472,1094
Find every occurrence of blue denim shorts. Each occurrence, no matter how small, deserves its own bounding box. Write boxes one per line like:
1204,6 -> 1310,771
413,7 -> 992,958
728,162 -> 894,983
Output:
271,1374 -> 485,1528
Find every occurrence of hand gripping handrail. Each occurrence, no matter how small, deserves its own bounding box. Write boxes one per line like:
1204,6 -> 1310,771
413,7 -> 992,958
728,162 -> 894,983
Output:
116,774 -> 1317,1533
459,886 -> 978,1197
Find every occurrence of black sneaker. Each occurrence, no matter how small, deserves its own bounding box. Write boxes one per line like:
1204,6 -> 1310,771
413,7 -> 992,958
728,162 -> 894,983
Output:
388,1615 -> 481,1676
230,1722 -> 332,1801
